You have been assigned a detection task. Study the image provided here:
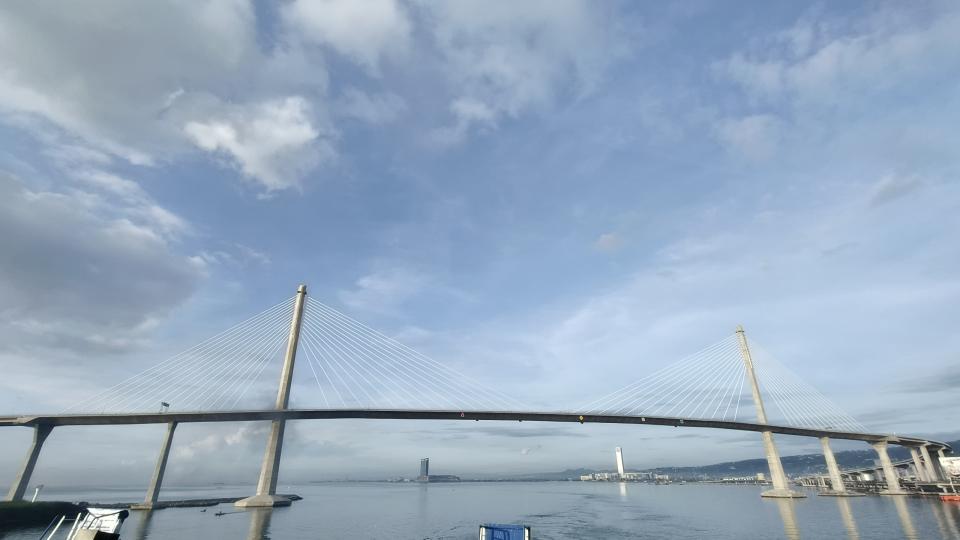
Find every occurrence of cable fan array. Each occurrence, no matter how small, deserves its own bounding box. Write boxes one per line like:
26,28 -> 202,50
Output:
750,341 -> 866,433
65,298 -> 295,413
580,335 -> 748,422
579,333 -> 865,433
64,295 -> 525,414
297,298 -> 524,411
61,285 -> 864,433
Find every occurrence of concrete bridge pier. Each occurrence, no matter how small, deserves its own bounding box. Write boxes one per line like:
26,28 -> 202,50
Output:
736,326 -> 804,498
5,424 -> 53,501
909,447 -> 929,482
872,441 -> 907,495
236,284 -> 306,508
759,429 -> 798,497
934,450 -> 949,481
135,421 -> 178,509
818,437 -> 860,496
920,445 -> 942,482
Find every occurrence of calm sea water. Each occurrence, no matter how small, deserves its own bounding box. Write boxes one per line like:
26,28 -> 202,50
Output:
3,482 -> 959,539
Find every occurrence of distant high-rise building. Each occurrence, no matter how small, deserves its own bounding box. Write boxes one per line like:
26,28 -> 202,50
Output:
615,447 -> 625,477
416,457 -> 459,483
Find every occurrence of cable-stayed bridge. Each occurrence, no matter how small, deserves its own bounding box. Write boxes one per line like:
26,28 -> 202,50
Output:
1,285 -> 952,507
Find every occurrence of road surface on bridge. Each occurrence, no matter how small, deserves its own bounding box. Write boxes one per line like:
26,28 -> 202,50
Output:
0,408 -> 950,451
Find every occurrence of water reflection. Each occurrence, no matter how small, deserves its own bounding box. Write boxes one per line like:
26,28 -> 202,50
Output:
932,501 -> 960,540
130,509 -> 155,540
418,484 -> 429,522
245,508 -> 273,540
835,497 -> 859,540
891,496 -> 918,539
774,499 -> 800,540
39,483 -> 960,539
930,502 -> 951,539
618,482 -> 627,499
946,503 -> 960,539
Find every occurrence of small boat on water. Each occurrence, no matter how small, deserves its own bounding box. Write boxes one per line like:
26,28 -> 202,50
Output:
479,523 -> 531,539
39,508 -> 128,540
941,494 -> 960,502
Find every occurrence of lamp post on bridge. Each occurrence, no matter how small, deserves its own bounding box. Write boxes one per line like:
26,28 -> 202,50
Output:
736,325 -> 804,498
236,284 -> 308,508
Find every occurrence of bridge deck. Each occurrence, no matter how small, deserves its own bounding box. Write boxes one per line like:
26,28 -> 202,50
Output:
0,409 -> 949,451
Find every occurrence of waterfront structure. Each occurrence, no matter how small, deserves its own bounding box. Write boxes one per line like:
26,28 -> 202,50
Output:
416,457 -> 459,483
615,447 -> 626,478
580,471 -> 654,482
0,286 -> 953,502
942,456 -> 960,477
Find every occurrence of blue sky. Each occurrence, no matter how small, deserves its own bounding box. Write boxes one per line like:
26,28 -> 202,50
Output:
1,1 -> 958,485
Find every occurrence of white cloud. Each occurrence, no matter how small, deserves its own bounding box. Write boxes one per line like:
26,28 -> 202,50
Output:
174,423 -> 267,460
338,267 -> 427,315
235,244 -> 272,266
594,232 -> 622,253
335,88 -> 406,124
196,243 -> 272,269
71,169 -> 189,238
0,174 -> 204,356
868,173 -> 924,207
74,170 -> 148,202
0,1 -> 259,165
0,2 -> 341,193
428,98 -> 498,146
715,114 -> 781,160
717,7 -> 960,105
282,0 -> 412,74
423,0 -> 623,141
44,144 -> 113,168
184,97 -> 333,192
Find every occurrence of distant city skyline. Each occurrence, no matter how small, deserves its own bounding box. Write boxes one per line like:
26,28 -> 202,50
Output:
1,1 -> 959,488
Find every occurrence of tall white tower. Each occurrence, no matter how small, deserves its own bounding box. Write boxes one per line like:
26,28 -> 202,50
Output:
615,447 -> 625,478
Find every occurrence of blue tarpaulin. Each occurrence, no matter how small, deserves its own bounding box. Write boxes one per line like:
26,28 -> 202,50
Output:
480,524 -> 529,540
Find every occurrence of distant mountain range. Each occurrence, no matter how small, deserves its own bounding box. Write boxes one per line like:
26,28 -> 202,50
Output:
649,440 -> 959,479
490,440 -> 959,481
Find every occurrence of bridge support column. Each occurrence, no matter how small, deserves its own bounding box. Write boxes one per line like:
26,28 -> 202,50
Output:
920,445 -> 942,482
818,437 -> 858,496
930,447 -> 948,482
236,284 -> 307,508
5,424 -> 53,502
137,421 -> 177,509
909,448 -> 929,482
736,326 -> 804,498
937,448 -> 950,480
872,441 -> 906,495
